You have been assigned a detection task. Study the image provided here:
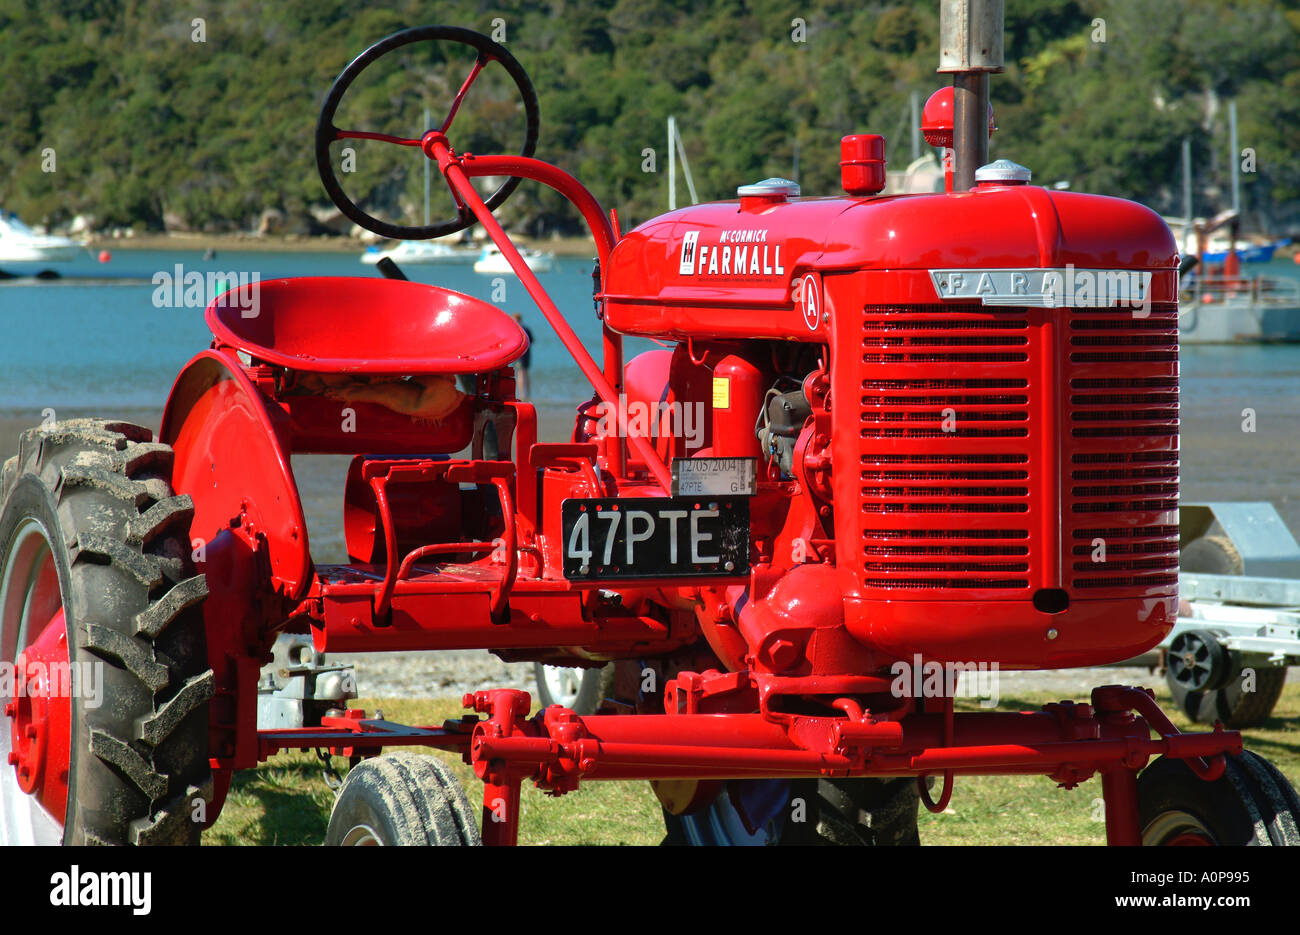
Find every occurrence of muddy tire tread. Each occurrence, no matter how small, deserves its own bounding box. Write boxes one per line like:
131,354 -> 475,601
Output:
326,752 -> 481,846
2,418 -> 212,844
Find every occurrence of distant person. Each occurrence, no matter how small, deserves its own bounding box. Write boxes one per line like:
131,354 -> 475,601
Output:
513,313 -> 534,400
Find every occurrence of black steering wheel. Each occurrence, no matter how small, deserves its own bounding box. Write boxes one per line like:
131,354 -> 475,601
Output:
315,25 -> 540,240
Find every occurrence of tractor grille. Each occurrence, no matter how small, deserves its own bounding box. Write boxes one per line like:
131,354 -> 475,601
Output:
857,302 -> 1178,597
1065,304 -> 1180,589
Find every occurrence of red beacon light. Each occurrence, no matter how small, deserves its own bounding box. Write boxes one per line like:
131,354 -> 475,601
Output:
840,134 -> 887,196
920,86 -> 996,147
922,86 -> 995,191
922,86 -> 953,148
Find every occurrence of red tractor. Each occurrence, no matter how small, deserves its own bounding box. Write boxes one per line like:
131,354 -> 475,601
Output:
3,22 -> 1298,847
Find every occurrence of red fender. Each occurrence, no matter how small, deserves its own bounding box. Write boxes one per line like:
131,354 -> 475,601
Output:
160,349 -> 311,601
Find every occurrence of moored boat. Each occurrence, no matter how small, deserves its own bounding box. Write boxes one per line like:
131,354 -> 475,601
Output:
473,243 -> 555,274
360,239 -> 477,265
0,211 -> 82,263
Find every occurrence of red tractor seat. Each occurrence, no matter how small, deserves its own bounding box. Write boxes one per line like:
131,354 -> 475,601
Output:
206,276 -> 529,375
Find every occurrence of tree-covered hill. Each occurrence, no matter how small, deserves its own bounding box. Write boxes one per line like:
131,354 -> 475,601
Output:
2,0 -> 1298,237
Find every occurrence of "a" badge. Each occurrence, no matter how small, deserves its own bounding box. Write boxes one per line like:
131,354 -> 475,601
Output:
800,272 -> 822,331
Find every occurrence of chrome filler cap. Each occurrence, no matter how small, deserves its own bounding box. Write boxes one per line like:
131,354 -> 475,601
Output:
974,159 -> 1032,184
736,177 -> 801,199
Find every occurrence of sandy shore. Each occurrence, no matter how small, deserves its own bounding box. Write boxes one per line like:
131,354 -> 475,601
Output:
0,400 -> 574,566
8,402 -> 1294,531
4,393 -> 1297,552
88,231 -> 603,256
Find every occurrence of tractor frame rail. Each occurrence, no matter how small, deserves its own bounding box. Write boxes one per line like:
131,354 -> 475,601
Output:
257,710 -> 474,761
255,679 -> 1242,846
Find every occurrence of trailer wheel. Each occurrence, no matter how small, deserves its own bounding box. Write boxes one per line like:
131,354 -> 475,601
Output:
1169,533 -> 1285,728
1166,629 -> 1230,694
661,777 -> 920,846
325,753 -> 481,845
1180,534 -> 1243,576
1137,750 -> 1300,845
533,662 -> 612,715
1169,665 -> 1287,729
1,420 -> 212,845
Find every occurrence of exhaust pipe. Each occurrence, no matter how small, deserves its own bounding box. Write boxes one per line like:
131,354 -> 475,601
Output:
939,0 -> 1004,192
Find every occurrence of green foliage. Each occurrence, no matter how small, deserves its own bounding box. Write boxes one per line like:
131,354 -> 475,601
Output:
1,0 -> 1297,234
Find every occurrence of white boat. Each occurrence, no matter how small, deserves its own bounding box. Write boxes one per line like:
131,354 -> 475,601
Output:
360,240 -> 476,265
473,244 -> 555,275
0,211 -> 82,263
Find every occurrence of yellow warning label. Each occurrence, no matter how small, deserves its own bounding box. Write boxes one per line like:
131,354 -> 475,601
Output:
712,376 -> 730,409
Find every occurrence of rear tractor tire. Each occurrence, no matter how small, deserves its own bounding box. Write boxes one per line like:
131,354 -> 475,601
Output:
325,752 -> 481,845
1137,750 -> 1300,845
533,662 -> 613,715
661,777 -> 921,846
786,776 -> 922,846
1,419 -> 213,845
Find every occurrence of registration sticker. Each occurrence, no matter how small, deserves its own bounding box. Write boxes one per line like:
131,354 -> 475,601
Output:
671,457 -> 757,497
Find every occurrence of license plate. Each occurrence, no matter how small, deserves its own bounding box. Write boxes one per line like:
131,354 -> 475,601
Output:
561,497 -> 749,580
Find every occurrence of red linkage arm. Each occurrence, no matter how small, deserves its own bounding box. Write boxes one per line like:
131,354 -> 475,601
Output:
424,134 -> 664,490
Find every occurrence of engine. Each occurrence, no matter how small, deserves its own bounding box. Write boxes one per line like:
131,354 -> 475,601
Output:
602,148 -> 1180,674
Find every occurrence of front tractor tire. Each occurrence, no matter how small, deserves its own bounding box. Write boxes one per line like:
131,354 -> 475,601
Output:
1137,751 -> 1300,845
0,420 -> 212,845
325,753 -> 481,845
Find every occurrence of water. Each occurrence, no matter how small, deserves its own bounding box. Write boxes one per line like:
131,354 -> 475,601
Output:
4,249 -> 1299,413
0,247 -> 621,416
2,246 -> 1299,534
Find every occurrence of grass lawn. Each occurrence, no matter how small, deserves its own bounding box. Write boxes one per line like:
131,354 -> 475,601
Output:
205,684 -> 1300,846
